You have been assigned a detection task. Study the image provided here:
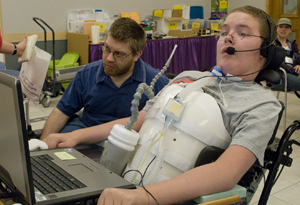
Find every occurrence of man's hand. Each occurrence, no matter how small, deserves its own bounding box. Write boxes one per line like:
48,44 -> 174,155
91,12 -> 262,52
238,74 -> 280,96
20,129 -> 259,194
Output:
43,132 -> 79,149
97,188 -> 149,205
294,65 -> 300,75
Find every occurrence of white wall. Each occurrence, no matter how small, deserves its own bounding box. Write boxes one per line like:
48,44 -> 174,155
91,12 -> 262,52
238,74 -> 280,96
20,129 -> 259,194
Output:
228,0 -> 266,12
1,0 -> 211,34
0,0 -> 267,34
0,0 -> 266,34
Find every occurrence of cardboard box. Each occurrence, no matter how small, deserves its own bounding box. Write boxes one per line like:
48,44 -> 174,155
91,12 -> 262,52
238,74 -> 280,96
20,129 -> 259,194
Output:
172,9 -> 182,17
154,17 -> 184,35
120,12 -> 140,24
67,32 -> 90,65
182,19 -> 206,30
169,28 -> 200,38
163,10 -> 172,18
83,20 -> 96,40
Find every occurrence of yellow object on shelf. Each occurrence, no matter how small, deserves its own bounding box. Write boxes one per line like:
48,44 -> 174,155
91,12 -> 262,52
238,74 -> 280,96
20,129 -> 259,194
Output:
47,51 -> 79,89
120,12 -> 140,24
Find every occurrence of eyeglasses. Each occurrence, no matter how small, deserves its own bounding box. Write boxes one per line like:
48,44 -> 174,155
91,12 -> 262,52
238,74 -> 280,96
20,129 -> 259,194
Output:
101,45 -> 132,61
218,32 -> 265,41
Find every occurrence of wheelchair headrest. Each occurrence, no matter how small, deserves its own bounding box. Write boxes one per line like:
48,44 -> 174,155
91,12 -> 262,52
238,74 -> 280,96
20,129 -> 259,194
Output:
254,45 -> 286,84
254,69 -> 281,84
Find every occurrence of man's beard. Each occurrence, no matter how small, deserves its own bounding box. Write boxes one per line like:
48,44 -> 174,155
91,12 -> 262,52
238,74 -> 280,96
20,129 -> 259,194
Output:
103,60 -> 134,77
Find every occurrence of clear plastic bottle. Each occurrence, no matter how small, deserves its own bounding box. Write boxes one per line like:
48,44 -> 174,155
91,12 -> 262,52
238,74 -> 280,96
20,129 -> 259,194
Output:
99,124 -> 139,176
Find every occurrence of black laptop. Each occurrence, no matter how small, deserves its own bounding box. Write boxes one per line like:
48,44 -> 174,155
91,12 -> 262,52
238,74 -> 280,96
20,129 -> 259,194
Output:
0,71 -> 135,205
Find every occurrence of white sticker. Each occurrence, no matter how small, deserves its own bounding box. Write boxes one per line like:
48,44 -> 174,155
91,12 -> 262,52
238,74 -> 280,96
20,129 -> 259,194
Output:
35,190 -> 47,202
285,56 -> 293,64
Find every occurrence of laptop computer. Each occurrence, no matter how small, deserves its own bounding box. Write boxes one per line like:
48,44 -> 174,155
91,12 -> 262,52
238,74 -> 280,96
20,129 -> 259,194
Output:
0,71 -> 135,205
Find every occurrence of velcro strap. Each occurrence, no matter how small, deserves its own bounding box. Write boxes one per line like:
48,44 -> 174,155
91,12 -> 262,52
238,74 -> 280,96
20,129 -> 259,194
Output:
164,147 -> 194,172
149,144 -> 194,173
173,118 -> 230,149
145,107 -> 165,123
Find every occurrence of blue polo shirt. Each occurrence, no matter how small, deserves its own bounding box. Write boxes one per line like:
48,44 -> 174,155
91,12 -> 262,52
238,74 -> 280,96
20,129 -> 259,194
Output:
56,59 -> 169,127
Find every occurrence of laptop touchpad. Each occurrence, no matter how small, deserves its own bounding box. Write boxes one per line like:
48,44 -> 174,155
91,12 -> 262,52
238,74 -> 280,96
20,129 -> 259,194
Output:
69,164 -> 93,174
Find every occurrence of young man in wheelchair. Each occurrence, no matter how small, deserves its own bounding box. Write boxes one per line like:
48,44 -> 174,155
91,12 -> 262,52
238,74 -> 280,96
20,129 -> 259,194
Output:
43,5 -> 284,205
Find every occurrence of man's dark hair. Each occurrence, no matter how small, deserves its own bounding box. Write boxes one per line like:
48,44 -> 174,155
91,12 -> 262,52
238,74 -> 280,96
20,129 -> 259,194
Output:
108,18 -> 146,55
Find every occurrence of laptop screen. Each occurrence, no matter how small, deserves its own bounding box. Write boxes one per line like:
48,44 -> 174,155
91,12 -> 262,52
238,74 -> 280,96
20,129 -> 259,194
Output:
0,71 -> 35,204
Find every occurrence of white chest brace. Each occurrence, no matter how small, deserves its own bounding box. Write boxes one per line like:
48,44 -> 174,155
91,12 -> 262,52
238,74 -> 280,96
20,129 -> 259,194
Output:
123,81 -> 231,186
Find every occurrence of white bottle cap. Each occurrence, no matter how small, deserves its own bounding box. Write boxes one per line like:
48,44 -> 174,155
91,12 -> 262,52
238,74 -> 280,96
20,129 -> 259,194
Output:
108,124 -> 139,151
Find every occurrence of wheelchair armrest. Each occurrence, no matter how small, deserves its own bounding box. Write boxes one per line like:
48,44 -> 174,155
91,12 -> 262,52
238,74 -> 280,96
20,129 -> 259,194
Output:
194,146 -> 225,167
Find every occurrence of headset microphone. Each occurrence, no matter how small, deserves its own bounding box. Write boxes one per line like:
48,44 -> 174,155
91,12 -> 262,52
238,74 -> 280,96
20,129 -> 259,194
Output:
225,40 -> 275,55
226,46 -> 262,55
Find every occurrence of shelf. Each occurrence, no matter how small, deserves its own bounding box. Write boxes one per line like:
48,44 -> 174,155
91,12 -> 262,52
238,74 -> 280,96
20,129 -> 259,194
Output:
164,17 -> 185,21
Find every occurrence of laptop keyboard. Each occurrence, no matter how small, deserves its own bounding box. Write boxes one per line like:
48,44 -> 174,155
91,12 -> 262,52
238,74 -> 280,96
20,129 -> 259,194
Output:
31,154 -> 86,195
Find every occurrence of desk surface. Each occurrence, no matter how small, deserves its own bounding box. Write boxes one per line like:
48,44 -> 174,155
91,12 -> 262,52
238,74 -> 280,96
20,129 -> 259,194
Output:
75,144 -> 103,163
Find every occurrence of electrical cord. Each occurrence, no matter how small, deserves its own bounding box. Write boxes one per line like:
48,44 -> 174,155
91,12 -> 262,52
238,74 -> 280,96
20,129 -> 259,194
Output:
191,59 -> 274,84
123,168 -> 159,205
140,156 -> 156,186
195,68 -> 267,82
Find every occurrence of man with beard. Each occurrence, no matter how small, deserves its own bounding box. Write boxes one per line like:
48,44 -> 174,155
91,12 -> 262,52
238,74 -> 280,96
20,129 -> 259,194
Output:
39,18 -> 169,142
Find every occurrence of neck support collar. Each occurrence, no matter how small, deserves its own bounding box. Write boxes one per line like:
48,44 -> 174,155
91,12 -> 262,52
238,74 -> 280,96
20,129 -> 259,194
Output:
211,66 -> 242,82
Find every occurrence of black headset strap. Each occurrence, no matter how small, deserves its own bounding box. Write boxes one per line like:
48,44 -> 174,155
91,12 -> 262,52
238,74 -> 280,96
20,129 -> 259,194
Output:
263,15 -> 274,47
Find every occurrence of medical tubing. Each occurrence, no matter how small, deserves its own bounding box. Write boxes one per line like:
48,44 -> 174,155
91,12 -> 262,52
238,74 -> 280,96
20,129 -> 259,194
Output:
125,83 -> 154,130
124,139 -> 151,183
150,45 -> 178,89
125,45 -> 178,130
142,118 -> 173,185
143,136 -> 165,185
125,118 -> 173,185
176,75 -> 211,101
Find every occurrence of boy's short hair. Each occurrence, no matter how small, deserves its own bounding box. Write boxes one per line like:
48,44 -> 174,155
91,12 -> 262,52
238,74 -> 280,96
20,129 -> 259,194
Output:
108,18 -> 146,55
230,6 -> 276,44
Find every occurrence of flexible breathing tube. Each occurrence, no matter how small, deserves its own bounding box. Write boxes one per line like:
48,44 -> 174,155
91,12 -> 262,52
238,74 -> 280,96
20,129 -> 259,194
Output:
124,138 -> 151,183
125,45 -> 178,130
176,75 -> 211,102
149,45 -> 178,90
142,117 -> 173,185
124,118 -> 174,185
125,83 -> 154,130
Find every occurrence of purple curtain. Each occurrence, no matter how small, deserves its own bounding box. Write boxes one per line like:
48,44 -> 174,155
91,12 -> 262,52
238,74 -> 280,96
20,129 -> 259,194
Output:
89,36 -> 217,75
89,44 -> 103,63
